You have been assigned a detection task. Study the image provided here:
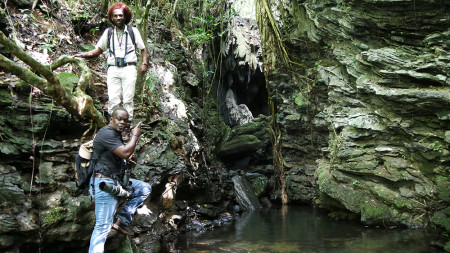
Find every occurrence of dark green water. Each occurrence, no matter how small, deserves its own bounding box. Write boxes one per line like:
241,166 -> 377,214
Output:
174,206 -> 443,253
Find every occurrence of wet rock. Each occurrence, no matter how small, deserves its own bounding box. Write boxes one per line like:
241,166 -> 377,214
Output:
196,204 -> 220,219
219,134 -> 261,157
232,175 -> 262,211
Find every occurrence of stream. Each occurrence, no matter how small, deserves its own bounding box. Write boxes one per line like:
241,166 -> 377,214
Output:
172,205 -> 443,253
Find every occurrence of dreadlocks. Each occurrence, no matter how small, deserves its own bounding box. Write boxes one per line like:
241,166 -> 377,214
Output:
107,2 -> 132,24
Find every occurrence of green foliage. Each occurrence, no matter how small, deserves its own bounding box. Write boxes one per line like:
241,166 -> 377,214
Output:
66,10 -> 90,21
182,8 -> 236,47
136,73 -> 162,117
90,26 -> 99,36
430,141 -> 443,153
292,92 -> 304,107
203,98 -> 230,161
19,9 -> 36,22
418,139 -> 444,153
42,207 -> 64,226
40,44 -> 54,53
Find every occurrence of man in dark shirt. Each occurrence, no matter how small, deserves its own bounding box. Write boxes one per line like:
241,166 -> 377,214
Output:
88,107 -> 151,253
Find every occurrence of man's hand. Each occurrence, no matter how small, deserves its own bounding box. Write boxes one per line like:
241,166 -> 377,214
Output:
127,154 -> 137,165
131,122 -> 143,137
139,64 -> 148,74
113,122 -> 142,159
72,48 -> 103,59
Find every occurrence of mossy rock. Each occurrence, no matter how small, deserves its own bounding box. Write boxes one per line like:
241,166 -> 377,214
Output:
40,207 -> 65,228
360,201 -> 393,225
203,98 -> 230,159
0,142 -> 21,156
219,134 -> 261,157
249,175 -> 268,197
431,210 -> 447,227
445,241 -> 450,252
0,89 -> 12,106
436,176 -> 450,202
230,121 -> 267,138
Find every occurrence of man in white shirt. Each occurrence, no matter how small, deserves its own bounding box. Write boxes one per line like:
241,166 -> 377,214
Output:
74,2 -> 149,125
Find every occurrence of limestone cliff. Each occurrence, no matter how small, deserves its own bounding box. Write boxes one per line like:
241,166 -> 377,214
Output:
255,0 -> 450,248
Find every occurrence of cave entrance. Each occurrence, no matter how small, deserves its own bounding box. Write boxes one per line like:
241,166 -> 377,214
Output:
221,66 -> 268,126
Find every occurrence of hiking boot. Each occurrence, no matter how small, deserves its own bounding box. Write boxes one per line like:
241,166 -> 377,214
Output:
112,219 -> 134,235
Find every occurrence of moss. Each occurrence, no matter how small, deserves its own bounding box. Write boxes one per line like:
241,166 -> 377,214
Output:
445,207 -> 450,216
203,98 -> 230,161
251,176 -> 268,197
431,210 -> 446,227
0,89 -> 12,106
219,135 -> 261,157
292,91 -> 307,108
409,152 -> 435,175
360,201 -> 392,225
41,207 -> 64,227
230,121 -> 266,138
435,176 -> 450,202
444,241 -> 450,252
56,72 -> 79,93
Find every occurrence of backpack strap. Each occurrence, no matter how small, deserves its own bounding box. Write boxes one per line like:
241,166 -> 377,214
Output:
90,149 -> 109,197
107,27 -> 113,57
107,26 -> 137,58
127,25 -> 136,51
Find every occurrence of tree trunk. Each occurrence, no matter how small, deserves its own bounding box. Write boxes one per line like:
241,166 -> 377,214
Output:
0,31 -> 106,129
135,0 -> 153,96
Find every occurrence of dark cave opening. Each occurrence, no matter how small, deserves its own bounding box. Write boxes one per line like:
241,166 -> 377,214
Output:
231,67 -> 268,118
220,66 -> 268,127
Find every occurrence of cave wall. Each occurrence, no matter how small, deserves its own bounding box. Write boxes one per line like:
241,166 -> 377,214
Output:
255,0 -> 450,242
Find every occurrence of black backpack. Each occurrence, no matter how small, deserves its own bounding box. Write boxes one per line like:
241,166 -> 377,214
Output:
74,140 -> 94,189
106,25 -> 137,57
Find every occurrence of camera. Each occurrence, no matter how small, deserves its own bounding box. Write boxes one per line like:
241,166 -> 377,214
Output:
99,182 -> 134,198
115,57 -> 126,67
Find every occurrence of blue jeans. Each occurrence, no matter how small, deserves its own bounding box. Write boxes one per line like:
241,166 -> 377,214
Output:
88,176 -> 152,253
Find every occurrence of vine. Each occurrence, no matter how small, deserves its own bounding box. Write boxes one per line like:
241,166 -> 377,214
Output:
256,0 -> 315,204
255,0 -> 290,204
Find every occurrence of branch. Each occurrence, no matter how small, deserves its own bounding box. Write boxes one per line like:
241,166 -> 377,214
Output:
0,30 -> 106,128
49,55 -> 105,128
166,0 -> 179,28
0,54 -> 47,88
0,30 -> 57,83
143,0 -> 153,20
51,55 -> 92,92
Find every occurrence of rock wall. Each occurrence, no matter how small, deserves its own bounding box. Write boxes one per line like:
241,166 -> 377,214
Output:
255,0 -> 450,248
0,2 -> 243,252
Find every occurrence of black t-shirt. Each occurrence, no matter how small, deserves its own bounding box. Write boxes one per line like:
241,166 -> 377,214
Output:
92,126 -> 124,179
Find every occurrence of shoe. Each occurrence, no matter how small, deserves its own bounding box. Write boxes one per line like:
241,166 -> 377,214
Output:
112,218 -> 134,235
